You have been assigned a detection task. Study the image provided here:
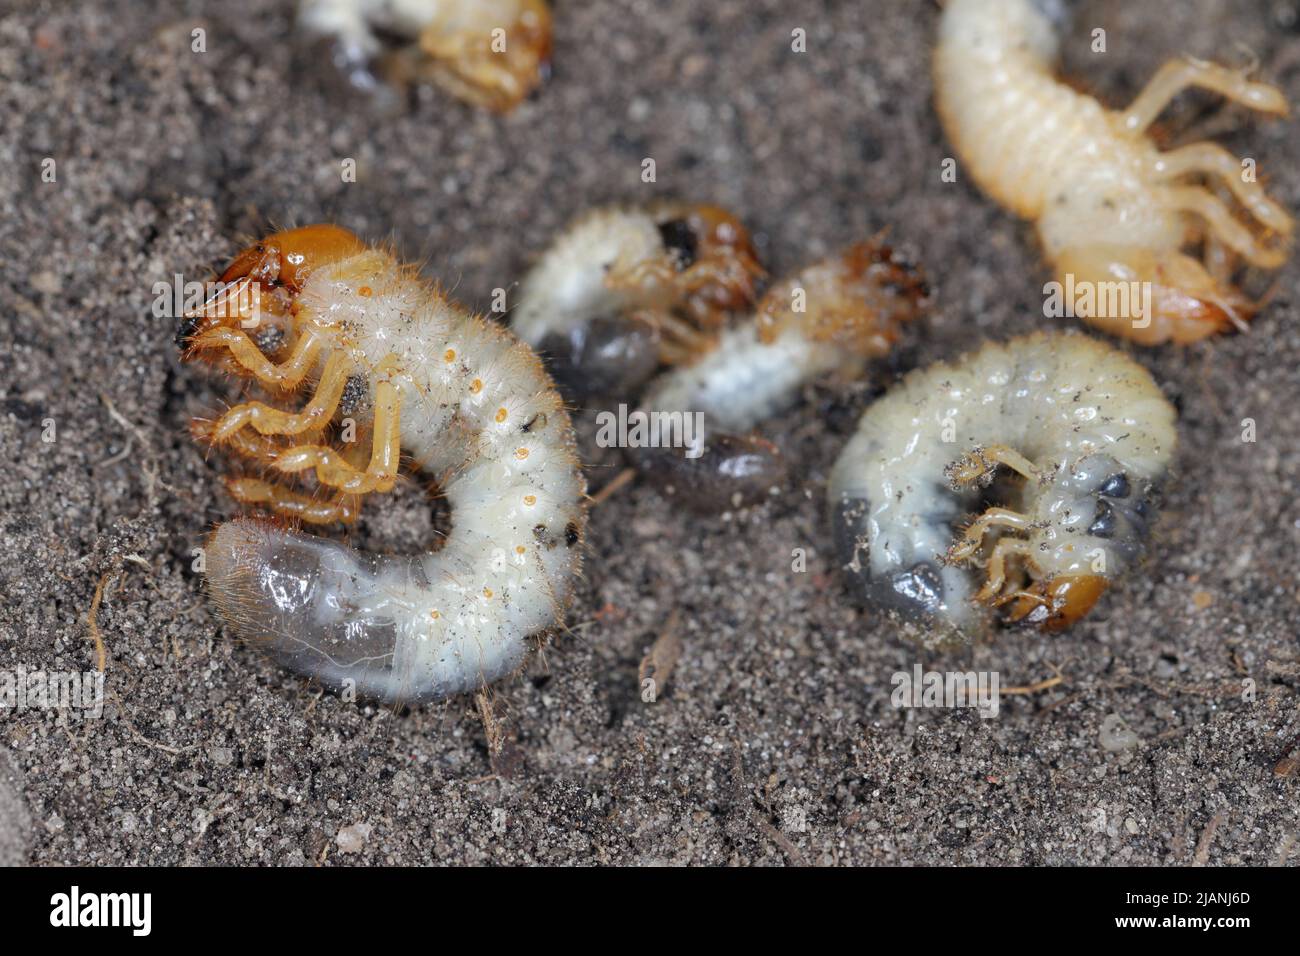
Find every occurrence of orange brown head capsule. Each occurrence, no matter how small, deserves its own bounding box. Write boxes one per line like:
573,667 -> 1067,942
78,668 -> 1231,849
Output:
1002,574 -> 1109,633
755,237 -> 929,354
178,225 -> 365,351
219,224 -> 366,292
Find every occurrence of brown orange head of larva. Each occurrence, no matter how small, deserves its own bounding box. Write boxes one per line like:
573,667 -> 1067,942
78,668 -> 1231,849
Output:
219,224 -> 366,291
755,238 -> 930,353
674,204 -> 767,319
178,225 -> 365,359
1000,573 -> 1109,633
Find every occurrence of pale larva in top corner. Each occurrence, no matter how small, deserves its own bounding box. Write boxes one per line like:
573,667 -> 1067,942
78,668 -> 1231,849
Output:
511,203 -> 765,400
829,332 -> 1176,646
935,0 -> 1292,344
179,225 -> 586,703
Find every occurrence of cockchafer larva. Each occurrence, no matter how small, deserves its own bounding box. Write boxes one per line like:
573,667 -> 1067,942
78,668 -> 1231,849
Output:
510,203 -> 765,401
829,332 -> 1176,645
299,0 -> 552,112
179,225 -> 586,703
634,239 -> 929,511
935,0 -> 1293,344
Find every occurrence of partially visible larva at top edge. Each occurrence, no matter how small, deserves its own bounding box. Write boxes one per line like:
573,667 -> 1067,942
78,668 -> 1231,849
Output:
179,225 -> 586,704
298,0 -> 552,112
829,332 -> 1176,648
935,0 -> 1293,345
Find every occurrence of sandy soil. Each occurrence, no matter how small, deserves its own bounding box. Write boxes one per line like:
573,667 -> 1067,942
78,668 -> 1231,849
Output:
2,0 -> 1299,865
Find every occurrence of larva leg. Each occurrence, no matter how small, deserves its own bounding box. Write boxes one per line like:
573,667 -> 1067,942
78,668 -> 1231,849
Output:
210,352 -> 351,441
1204,232 -> 1237,288
273,381 -> 402,495
606,254 -> 680,294
189,328 -> 323,391
610,256 -> 756,318
946,444 -> 1042,486
677,261 -> 762,329
1157,186 -> 1289,269
1154,143 -> 1294,235
227,477 -> 359,525
1121,57 -> 1288,135
644,308 -> 718,362
948,507 -> 1033,563
975,538 -> 1033,604
191,418 -> 285,464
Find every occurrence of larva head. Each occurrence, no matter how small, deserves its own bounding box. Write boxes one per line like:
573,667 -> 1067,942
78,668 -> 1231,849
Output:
660,204 -> 766,317
219,225 -> 366,292
178,225 -> 365,361
756,239 -> 930,354
1003,573 -> 1108,632
1052,244 -> 1274,345
1018,453 -> 1155,627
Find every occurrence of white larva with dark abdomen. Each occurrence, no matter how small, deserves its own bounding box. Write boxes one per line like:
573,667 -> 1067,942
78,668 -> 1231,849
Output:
829,333 -> 1176,642
511,203 -> 764,400
935,0 -> 1292,344
193,237 -> 585,703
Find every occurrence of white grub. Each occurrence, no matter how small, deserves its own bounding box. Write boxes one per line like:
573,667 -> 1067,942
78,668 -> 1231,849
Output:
829,332 -> 1176,644
935,0 -> 1292,343
185,227 -> 585,703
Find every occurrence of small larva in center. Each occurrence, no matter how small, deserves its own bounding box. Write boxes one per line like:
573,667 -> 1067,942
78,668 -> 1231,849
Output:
829,332 -> 1177,646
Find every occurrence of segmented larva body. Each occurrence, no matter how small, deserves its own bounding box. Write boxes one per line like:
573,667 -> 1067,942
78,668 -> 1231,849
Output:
299,0 -> 552,112
636,241 -> 928,509
935,0 -> 1292,344
829,332 -> 1176,644
511,203 -> 764,400
181,226 -> 585,703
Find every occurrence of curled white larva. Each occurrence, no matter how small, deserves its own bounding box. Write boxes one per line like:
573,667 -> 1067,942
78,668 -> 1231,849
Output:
828,332 -> 1176,643
182,226 -> 585,703
633,241 -> 927,509
511,203 -> 764,399
935,0 -> 1292,344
